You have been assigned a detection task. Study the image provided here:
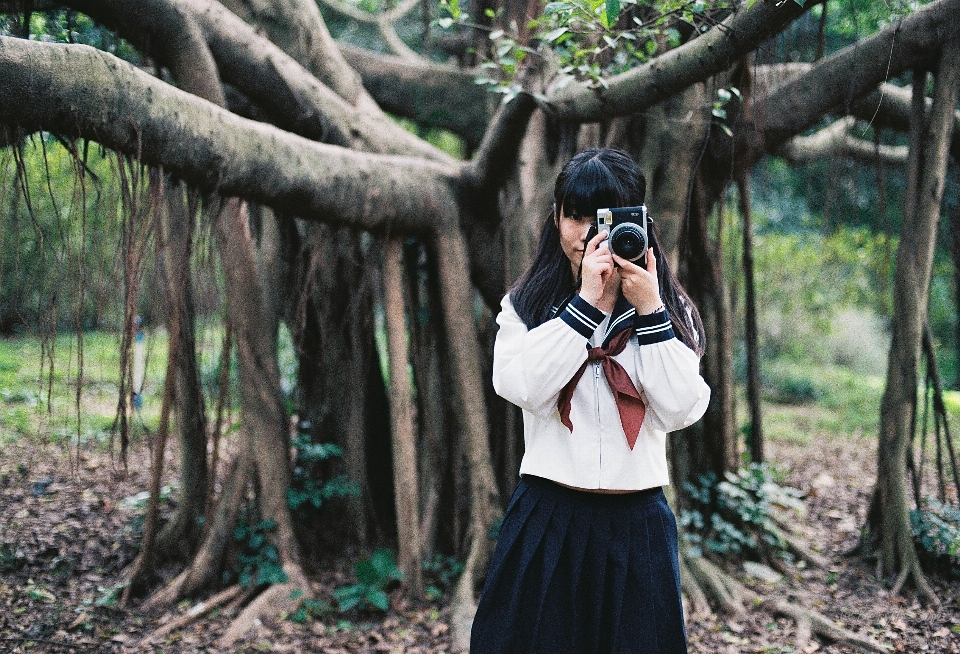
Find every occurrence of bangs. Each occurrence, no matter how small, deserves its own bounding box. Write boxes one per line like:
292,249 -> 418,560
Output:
557,157 -> 629,218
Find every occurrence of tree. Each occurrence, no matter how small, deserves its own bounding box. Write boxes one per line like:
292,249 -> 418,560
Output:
2,0 -> 959,648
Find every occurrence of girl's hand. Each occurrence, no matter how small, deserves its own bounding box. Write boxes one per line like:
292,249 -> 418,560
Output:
580,231 -> 620,310
613,248 -> 663,314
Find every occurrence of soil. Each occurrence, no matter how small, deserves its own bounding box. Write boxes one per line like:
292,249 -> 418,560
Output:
1,428 -> 959,653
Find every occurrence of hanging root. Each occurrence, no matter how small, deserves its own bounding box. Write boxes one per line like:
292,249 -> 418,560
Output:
770,598 -> 887,653
217,566 -> 312,647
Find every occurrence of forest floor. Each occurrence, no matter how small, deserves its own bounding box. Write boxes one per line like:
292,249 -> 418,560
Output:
2,415 -> 960,653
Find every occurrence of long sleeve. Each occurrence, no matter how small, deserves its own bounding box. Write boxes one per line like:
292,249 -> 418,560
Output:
631,309 -> 711,433
492,294 -> 605,416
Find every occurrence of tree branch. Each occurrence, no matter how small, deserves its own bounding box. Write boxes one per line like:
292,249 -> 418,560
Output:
753,0 -> 960,156
777,117 -> 909,164
462,92 -> 538,194
0,36 -> 458,233
547,0 -> 818,122
850,82 -> 960,162
339,43 -> 489,147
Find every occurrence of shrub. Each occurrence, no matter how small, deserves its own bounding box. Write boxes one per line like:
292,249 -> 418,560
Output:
232,519 -> 288,587
286,431 -> 360,516
910,497 -> 960,578
333,549 -> 404,612
680,463 -> 805,562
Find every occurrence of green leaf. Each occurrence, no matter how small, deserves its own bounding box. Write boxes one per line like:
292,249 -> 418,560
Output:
544,1 -> 571,14
542,27 -> 569,43
370,549 -> 396,576
605,0 -> 621,25
355,560 -> 379,586
366,589 -> 390,611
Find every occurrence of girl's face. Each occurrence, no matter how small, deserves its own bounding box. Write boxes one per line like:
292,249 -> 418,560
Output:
557,209 -> 594,277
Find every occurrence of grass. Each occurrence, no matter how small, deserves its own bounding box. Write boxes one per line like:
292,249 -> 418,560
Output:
0,321 -> 293,449
755,355 -> 960,450
0,330 -> 167,447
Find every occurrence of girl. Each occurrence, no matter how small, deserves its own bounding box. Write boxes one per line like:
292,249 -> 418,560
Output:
471,148 -> 710,654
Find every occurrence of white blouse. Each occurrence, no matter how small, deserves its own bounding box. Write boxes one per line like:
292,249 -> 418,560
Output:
493,292 -> 710,491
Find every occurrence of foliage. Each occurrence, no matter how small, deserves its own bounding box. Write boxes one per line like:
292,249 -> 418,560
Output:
421,553 -> 464,601
436,0 -> 734,99
726,217 -> 896,374
0,10 -> 141,64
286,432 -> 360,515
289,597 -> 334,624
681,463 -> 804,562
232,519 -> 289,587
911,497 -> 960,578
333,549 -> 405,612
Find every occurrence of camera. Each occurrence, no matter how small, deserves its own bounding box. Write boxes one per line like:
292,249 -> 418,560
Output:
592,205 -> 650,266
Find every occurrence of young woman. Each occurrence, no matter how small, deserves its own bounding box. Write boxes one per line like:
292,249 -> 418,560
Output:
470,148 -> 710,654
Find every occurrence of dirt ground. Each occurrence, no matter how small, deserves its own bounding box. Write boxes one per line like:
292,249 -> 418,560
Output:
1,429 -> 960,653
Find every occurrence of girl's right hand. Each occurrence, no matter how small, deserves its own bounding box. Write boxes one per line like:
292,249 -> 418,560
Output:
580,230 -> 618,309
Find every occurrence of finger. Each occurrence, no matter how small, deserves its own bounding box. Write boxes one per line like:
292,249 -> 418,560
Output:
645,248 -> 657,274
587,229 -> 609,253
611,253 -> 641,273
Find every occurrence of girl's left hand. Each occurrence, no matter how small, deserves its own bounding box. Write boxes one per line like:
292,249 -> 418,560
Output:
612,249 -> 663,314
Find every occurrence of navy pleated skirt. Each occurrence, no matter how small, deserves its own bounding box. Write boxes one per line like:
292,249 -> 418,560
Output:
470,475 -> 687,654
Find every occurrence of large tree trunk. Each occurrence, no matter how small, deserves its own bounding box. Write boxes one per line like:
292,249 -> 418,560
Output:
865,38 -> 960,603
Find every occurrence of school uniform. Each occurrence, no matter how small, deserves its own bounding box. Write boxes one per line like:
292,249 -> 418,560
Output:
470,292 -> 710,654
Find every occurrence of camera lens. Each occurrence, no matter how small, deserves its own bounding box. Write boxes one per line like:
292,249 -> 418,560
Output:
610,223 -> 647,261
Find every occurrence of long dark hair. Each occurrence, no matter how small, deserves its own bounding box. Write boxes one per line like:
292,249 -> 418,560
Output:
510,148 -> 705,355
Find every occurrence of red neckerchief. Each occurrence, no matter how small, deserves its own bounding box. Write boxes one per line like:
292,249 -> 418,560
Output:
557,328 -> 646,450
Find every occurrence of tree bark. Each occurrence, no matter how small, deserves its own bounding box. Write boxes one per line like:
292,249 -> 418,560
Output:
0,36 -> 461,232
867,36 -> 960,602
383,237 -> 423,595
433,228 -> 501,651
155,178 -> 209,560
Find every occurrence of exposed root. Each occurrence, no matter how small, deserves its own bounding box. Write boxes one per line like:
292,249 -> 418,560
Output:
684,554 -> 750,615
217,565 -> 312,647
678,553 -> 710,618
450,529 -> 484,653
771,599 -> 887,653
793,613 -> 812,651
891,559 -> 939,606
136,584 -> 244,648
780,531 -> 831,569
142,453 -> 250,612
